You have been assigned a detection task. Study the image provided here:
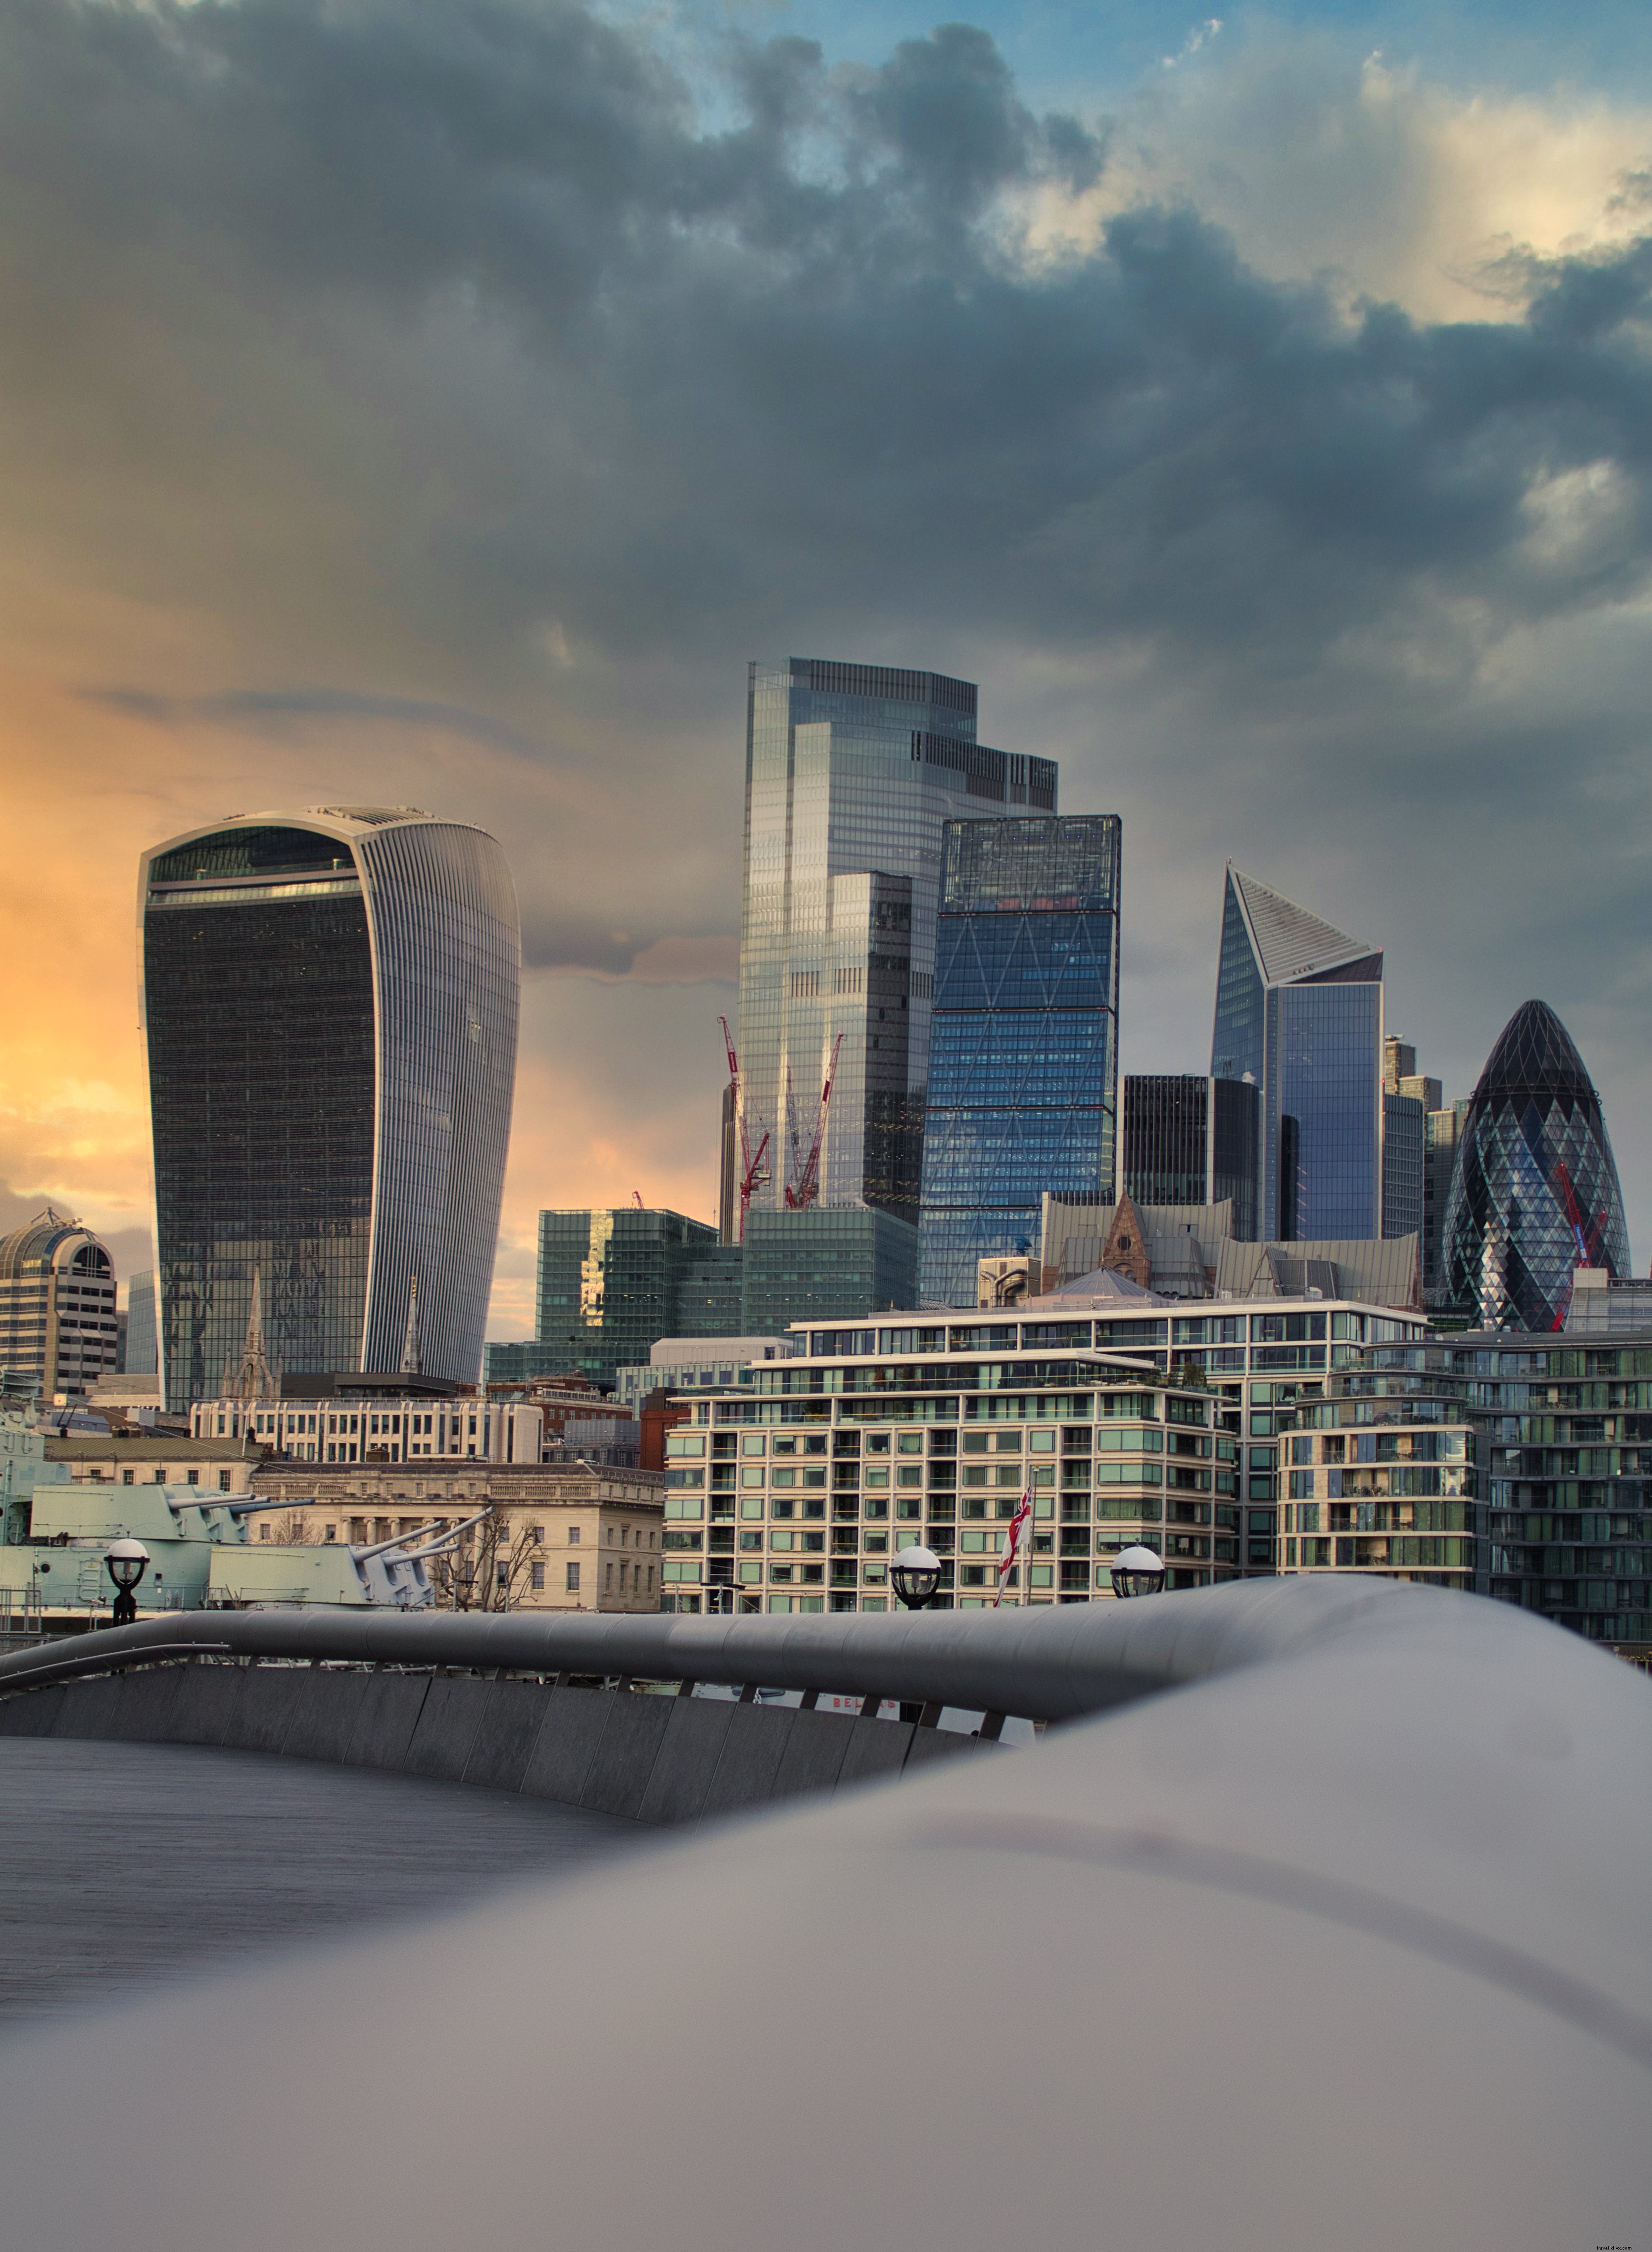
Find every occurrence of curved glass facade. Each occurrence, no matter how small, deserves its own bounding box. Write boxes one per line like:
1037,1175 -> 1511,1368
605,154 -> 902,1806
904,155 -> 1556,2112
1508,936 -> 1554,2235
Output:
1441,1001 -> 1629,1330
142,811 -> 518,1407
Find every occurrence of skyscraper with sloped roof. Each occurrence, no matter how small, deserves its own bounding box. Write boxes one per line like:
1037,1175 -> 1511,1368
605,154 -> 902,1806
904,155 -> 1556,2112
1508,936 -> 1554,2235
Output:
1211,865 -> 1385,1241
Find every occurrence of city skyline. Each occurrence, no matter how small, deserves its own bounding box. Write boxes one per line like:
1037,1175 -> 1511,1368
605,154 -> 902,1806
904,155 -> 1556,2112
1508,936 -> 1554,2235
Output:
5,0 -> 1652,1329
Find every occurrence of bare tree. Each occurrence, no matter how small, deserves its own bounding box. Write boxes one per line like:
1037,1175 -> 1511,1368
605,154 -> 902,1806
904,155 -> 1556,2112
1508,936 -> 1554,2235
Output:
427,1505 -> 543,1612
254,1509 -> 314,1546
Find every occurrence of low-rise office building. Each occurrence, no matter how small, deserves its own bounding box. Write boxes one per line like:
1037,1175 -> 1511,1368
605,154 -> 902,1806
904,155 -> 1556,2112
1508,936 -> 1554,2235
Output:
661,1321 -> 1222,1614
188,1383 -> 547,1467
613,1337 -> 797,1414
42,1436 -> 258,1494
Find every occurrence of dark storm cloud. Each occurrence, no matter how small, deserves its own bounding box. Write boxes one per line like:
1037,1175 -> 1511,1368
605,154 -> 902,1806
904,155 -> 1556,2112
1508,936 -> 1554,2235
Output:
8,0 -> 1650,685
87,685 -> 548,759
7,0 -> 1652,1081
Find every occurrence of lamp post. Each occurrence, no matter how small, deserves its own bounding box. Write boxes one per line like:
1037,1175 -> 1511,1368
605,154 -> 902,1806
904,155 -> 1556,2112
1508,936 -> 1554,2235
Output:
104,1537 -> 150,1627
891,1544 -> 942,1611
1110,1543 -> 1166,1599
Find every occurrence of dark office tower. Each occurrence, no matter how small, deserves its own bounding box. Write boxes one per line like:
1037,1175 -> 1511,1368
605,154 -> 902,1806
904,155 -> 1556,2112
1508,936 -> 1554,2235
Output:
1441,1001 -> 1629,1330
1122,1076 -> 1262,1240
1382,1093 -> 1425,1241
1210,865 -> 1384,1241
739,659 -> 1057,1230
916,817 -> 1119,1307
141,809 -> 519,1410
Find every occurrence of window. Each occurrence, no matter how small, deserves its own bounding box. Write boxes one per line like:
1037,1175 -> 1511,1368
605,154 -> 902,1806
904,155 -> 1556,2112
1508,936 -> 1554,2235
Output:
606,1562 -> 613,1589
219,1470 -> 232,1493
568,1525 -> 580,1543
324,1524 -> 337,1543
566,1561 -> 581,1592
122,1468 -> 134,1487
531,1523 -> 544,1543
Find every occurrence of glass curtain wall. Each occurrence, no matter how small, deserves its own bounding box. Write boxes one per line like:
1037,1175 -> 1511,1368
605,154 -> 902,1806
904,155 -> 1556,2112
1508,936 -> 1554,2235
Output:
142,813 -> 518,1409
918,817 -> 1120,1307
739,659 -> 1057,1229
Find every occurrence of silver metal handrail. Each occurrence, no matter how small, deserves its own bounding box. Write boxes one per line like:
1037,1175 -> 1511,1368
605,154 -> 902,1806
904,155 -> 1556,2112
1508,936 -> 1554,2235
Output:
0,1576 -> 1459,1723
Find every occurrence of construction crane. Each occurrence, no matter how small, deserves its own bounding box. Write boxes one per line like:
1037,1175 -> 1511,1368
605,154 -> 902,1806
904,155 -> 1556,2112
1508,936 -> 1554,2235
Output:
786,1033 -> 844,1211
719,1016 -> 770,1243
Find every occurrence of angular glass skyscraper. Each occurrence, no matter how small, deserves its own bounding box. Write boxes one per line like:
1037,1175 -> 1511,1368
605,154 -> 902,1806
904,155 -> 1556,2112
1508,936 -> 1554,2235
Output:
1441,1000 -> 1629,1329
141,809 -> 519,1408
1210,865 -> 1385,1241
740,659 -> 1057,1229
917,817 -> 1119,1306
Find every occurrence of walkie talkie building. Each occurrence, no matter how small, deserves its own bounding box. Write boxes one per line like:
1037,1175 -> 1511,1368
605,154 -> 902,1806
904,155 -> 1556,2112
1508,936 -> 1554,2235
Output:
140,808 -> 519,1410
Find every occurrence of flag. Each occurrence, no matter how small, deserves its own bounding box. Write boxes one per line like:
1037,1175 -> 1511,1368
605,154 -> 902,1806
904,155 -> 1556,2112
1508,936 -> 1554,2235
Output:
994,1488 -> 1034,1607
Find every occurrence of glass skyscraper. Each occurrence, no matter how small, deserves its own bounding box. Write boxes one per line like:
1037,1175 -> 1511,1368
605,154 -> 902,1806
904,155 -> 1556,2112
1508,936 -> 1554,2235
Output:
740,659 -> 1057,1229
1122,1075 -> 1261,1238
917,817 -> 1119,1307
535,1209 -> 736,1386
1211,866 -> 1385,1241
141,809 -> 519,1408
1441,1000 -> 1629,1329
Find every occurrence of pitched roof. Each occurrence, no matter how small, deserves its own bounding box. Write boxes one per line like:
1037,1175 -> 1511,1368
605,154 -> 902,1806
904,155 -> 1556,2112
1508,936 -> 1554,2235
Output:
1228,867 -> 1371,986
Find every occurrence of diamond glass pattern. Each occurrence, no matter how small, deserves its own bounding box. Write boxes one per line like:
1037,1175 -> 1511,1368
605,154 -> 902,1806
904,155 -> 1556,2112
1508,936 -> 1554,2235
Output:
1441,1001 -> 1629,1329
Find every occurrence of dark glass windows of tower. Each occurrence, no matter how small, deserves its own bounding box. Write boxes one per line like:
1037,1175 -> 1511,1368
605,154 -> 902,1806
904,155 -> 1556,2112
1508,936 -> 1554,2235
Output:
142,810 -> 519,1409
1122,1076 -> 1261,1240
917,816 -> 1120,1307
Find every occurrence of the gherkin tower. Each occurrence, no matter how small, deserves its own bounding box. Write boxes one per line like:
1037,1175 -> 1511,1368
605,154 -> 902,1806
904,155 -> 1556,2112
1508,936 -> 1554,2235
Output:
1441,1000 -> 1629,1330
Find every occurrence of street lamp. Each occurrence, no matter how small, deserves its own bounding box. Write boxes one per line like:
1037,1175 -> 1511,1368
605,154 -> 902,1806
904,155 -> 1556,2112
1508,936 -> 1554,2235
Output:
1110,1543 -> 1166,1599
105,1537 -> 150,1627
891,1544 -> 942,1611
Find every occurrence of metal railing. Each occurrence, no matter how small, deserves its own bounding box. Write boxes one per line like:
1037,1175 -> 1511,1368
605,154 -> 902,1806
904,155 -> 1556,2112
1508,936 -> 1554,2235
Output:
0,1576 -> 1468,1723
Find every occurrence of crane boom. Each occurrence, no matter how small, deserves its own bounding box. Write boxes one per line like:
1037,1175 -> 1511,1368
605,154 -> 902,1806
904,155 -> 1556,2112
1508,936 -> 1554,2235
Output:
786,1033 -> 844,1210
718,1014 -> 769,1242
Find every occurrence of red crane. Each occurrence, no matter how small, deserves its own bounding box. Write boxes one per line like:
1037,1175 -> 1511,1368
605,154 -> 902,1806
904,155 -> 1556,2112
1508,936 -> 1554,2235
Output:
786,1033 -> 844,1211
1551,1158 -> 1613,1329
719,1016 -> 770,1244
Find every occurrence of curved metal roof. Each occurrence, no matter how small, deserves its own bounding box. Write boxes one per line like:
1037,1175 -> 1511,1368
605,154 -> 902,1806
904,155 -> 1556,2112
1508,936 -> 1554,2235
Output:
0,1208 -> 108,1280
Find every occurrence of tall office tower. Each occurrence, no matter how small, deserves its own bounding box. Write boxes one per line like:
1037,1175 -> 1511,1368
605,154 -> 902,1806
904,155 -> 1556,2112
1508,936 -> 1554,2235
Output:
1210,865 -> 1385,1241
1382,1093 -> 1425,1241
1422,1099 -> 1469,1303
536,1209 -> 739,1386
0,1210 -> 119,1398
1121,1075 -> 1262,1240
141,809 -> 519,1410
123,1270 -> 157,1375
1441,1000 -> 1629,1330
915,818 -> 1119,1305
740,659 -> 1057,1231
717,1081 -> 740,1245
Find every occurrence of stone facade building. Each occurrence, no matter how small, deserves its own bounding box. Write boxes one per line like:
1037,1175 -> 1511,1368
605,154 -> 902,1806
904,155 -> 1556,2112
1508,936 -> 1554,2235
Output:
253,1460 -> 665,1612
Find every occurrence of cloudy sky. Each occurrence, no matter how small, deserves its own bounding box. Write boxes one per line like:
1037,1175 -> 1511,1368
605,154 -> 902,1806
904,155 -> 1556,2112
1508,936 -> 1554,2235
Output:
4,0 -> 1652,1332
